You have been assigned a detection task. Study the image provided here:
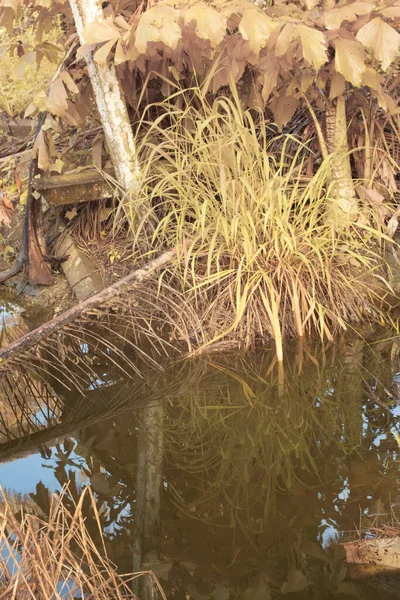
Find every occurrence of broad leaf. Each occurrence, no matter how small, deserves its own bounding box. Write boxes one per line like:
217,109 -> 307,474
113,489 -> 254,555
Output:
297,25 -> 327,72
183,4 -> 227,48
10,50 -> 35,80
47,77 -> 68,116
0,7 -> 14,34
135,5 -> 181,54
270,93 -> 298,128
260,57 -> 279,101
361,66 -> 382,90
0,0 -> 20,12
239,8 -> 279,56
356,17 -> 400,70
301,0 -> 319,8
330,71 -> 345,99
83,18 -> 120,45
60,71 -> 79,94
333,37 -> 365,86
33,130 -> 50,171
94,38 -> 117,65
381,6 -> 400,19
325,1 -> 375,31
275,22 -> 296,57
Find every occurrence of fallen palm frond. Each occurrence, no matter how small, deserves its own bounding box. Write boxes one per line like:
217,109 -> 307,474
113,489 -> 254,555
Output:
0,246 -> 192,405
0,486 -> 165,599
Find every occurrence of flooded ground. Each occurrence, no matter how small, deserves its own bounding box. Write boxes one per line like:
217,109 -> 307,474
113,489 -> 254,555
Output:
0,299 -> 400,599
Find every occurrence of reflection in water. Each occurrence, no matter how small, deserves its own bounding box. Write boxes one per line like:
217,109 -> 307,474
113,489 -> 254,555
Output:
0,324 -> 400,598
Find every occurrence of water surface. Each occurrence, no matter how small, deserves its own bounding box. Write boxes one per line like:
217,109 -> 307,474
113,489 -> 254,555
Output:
0,306 -> 400,599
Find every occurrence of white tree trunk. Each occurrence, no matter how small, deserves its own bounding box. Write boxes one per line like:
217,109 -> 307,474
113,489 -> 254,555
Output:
68,0 -> 141,201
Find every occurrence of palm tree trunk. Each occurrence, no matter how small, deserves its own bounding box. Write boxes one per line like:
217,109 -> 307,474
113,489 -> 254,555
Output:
325,95 -> 358,226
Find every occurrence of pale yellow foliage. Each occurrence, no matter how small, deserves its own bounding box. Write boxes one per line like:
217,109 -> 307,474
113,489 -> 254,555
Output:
297,25 -> 327,72
356,17 -> 400,71
334,37 -> 366,87
239,8 -> 279,55
324,1 -> 375,31
183,4 -> 227,48
0,18 -> 61,117
136,5 -> 181,54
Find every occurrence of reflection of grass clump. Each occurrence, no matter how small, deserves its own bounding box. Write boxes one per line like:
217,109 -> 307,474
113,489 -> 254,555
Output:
0,16 -> 62,117
133,87 -> 392,357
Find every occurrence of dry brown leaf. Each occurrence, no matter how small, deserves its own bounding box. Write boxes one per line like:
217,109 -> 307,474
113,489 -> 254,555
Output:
34,130 -> 50,171
361,66 -> 382,90
0,0 -> 21,13
47,77 -> 68,116
260,56 -> 279,101
65,206 -> 78,221
60,71 -> 79,94
380,6 -> 400,19
0,202 -> 11,227
92,136 -> 103,170
329,71 -> 345,99
270,93 -> 298,128
356,17 -> 400,70
387,214 -> 399,237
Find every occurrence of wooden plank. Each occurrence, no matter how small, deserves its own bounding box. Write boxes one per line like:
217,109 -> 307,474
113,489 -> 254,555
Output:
33,169 -> 114,205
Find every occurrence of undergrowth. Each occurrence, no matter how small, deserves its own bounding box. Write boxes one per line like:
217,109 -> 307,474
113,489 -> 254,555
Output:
0,13 -> 62,117
124,87 -> 395,358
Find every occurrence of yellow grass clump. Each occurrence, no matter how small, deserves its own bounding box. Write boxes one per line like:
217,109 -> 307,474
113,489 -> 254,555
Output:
128,86 -> 394,359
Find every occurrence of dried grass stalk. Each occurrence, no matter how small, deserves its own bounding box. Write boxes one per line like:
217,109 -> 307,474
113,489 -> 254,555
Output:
0,486 -> 165,599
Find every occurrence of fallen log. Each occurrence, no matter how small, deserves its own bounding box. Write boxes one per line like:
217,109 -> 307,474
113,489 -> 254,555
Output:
0,247 -> 177,364
345,536 -> 400,570
33,169 -> 114,206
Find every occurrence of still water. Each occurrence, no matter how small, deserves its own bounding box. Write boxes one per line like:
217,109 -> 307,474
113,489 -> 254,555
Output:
1,299 -> 400,599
